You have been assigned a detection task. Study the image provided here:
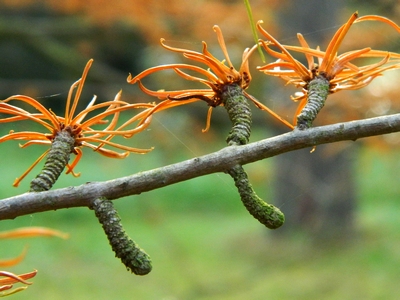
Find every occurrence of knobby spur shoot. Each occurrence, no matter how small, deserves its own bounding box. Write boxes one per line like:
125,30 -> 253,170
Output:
91,197 -> 152,275
0,59 -> 157,190
257,12 -> 400,128
128,25 -> 285,229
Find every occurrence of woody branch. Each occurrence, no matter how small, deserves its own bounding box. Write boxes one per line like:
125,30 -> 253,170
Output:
1,112 -> 400,220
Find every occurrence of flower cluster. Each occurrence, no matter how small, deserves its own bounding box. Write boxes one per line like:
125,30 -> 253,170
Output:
257,12 -> 400,127
128,25 -> 292,130
0,59 -> 157,188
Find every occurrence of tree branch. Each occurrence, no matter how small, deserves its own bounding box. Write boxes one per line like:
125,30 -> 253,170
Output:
1,112 -> 400,220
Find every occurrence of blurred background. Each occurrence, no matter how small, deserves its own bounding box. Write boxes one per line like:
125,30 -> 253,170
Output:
1,0 -> 400,299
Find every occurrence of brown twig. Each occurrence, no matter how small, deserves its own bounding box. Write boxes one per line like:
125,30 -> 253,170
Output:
1,112 -> 400,220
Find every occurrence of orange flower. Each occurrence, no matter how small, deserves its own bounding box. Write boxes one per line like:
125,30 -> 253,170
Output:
0,270 -> 37,297
257,12 -> 400,126
128,25 -> 293,130
0,227 -> 68,296
0,59 -> 156,187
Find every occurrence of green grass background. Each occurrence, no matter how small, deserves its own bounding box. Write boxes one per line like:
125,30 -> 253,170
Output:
1,114 -> 400,300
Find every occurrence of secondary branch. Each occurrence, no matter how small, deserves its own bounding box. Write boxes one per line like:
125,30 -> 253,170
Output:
1,112 -> 400,220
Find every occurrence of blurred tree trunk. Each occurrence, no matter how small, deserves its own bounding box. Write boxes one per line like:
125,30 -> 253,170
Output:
273,0 -> 355,240
273,145 -> 357,240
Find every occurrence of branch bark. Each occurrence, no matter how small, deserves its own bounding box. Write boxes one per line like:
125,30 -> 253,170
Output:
1,112 -> 400,220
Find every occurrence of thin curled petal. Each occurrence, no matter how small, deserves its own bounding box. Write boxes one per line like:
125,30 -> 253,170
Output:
355,14 -> 400,32
78,102 -> 154,130
0,103 -> 56,132
13,150 -> 50,187
0,248 -> 27,267
0,270 -> 37,297
128,63 -> 219,84
320,12 -> 358,72
0,270 -> 37,285
65,59 -> 93,124
0,132 -> 50,144
239,45 -> 259,88
18,139 -> 52,148
64,148 -> 82,176
245,92 -> 294,129
202,107 -> 214,133
82,139 -> 153,155
213,25 -> 234,68
0,227 -> 69,239
137,80 -> 212,100
2,96 -> 60,130
257,21 -> 310,78
0,286 -> 28,297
